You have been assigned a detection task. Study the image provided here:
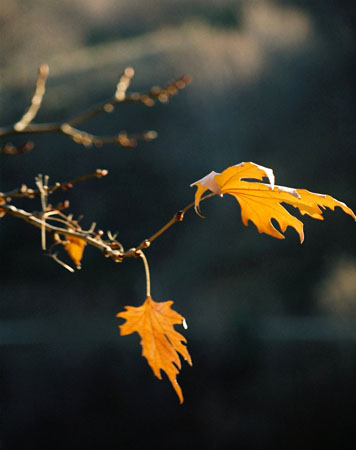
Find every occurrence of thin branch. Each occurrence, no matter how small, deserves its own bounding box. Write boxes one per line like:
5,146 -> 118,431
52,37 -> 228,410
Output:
1,204 -> 123,260
47,252 -> 75,273
60,124 -> 157,148
65,74 -> 191,127
115,67 -> 135,101
0,168 -> 108,200
35,174 -> 49,250
0,65 -> 190,151
121,193 -> 216,258
0,193 -> 216,263
14,64 -> 49,131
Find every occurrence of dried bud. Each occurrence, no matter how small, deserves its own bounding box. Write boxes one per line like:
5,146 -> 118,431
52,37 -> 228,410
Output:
62,183 -> 73,191
124,67 -> 135,78
176,211 -> 185,222
39,64 -> 49,77
27,188 -> 36,199
141,96 -> 155,107
23,142 -> 34,152
167,85 -> 178,95
180,75 -> 192,86
95,169 -> 108,178
113,254 -> 123,263
118,133 -> 136,148
55,200 -> 70,210
104,103 -> 114,112
94,230 -> 104,239
144,130 -> 158,141
158,93 -> 169,103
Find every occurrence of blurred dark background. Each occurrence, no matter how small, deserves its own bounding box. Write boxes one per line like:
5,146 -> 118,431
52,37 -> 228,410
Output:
1,1 -> 356,449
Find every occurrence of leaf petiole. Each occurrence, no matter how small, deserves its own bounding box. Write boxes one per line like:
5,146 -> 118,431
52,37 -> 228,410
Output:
138,250 -> 151,297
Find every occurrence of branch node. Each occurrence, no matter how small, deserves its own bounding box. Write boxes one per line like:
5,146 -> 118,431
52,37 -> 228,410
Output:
176,211 -> 185,222
95,169 -> 108,178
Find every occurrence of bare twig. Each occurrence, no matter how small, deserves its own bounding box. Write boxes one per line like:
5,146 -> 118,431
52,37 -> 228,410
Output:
47,252 -> 75,273
0,65 -> 191,151
0,193 -> 216,264
0,168 -> 108,200
14,64 -> 49,131
59,125 -> 157,148
65,73 -> 191,127
35,174 -> 49,250
122,193 -> 216,258
1,204 -> 122,260
115,67 -> 135,101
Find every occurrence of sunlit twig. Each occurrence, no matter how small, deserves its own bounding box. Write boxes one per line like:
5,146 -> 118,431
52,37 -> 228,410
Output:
14,64 -> 49,131
0,64 -> 190,152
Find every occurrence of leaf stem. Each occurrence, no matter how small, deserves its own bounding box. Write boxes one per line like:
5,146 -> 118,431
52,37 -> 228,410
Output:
138,251 -> 151,297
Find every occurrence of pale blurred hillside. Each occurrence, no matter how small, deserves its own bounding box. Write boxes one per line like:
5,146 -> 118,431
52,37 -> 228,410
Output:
0,0 -> 242,84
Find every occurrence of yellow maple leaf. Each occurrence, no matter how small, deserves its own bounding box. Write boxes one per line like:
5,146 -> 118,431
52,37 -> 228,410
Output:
191,161 -> 356,242
64,235 -> 86,269
117,296 -> 192,403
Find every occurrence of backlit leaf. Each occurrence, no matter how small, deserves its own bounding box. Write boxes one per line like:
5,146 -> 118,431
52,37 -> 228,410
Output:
64,235 -> 86,269
191,161 -> 356,242
0,197 -> 5,218
117,296 -> 192,403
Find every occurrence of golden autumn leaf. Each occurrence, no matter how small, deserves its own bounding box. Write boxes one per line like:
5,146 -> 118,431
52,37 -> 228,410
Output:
191,161 -> 356,242
117,296 -> 192,403
0,197 -> 5,218
64,235 -> 86,269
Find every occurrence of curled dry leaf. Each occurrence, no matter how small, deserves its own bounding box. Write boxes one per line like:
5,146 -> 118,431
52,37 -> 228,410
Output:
117,296 -> 192,403
0,197 -> 5,218
191,161 -> 356,242
64,235 -> 86,269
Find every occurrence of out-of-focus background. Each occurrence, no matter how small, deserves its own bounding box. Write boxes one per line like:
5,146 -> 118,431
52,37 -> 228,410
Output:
1,1 -> 356,449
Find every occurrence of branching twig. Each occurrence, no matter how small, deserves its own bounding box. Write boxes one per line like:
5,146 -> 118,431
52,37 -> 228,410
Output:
64,74 -> 191,127
0,168 -> 108,200
1,204 -> 122,258
0,193 -> 216,265
0,65 -> 191,152
59,125 -> 157,148
0,65 -> 195,269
